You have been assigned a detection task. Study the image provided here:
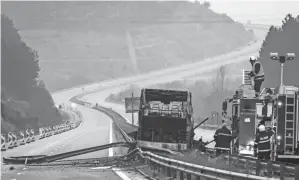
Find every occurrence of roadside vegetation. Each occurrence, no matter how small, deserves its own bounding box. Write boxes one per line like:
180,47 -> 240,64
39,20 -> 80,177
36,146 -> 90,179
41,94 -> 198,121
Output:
106,14 -> 299,125
2,1 -> 254,92
1,14 -> 68,133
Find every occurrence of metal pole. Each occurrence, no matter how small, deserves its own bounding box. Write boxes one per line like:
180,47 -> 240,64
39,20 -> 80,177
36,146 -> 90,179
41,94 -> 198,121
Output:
280,63 -> 284,85
132,92 -> 134,126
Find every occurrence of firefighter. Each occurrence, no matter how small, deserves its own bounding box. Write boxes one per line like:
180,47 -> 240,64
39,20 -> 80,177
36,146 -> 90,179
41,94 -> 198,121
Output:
254,125 -> 275,160
249,56 -> 265,97
214,122 -> 232,156
197,136 -> 205,150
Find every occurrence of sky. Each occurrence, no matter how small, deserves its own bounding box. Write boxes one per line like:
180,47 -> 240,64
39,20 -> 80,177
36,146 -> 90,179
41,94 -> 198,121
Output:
206,0 -> 299,25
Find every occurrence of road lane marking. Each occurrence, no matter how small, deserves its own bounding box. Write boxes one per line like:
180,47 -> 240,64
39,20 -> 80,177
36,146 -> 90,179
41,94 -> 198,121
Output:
91,166 -> 112,170
113,168 -> 133,180
90,107 -> 132,180
109,119 -> 113,157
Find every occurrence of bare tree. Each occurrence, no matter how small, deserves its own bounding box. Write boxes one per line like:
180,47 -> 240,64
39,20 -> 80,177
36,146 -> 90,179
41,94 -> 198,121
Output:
219,65 -> 226,92
212,73 -> 220,93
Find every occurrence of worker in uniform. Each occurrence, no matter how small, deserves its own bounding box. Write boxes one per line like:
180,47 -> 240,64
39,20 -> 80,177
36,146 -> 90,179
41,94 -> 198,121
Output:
213,121 -> 232,156
254,125 -> 275,160
249,56 -> 265,97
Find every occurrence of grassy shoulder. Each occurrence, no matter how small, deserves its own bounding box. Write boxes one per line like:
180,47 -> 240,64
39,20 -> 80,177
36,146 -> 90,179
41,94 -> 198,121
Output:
3,1 -> 254,92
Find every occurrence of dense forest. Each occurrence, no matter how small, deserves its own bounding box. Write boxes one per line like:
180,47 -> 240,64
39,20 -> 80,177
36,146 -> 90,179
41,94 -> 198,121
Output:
1,14 -> 65,133
106,14 -> 299,123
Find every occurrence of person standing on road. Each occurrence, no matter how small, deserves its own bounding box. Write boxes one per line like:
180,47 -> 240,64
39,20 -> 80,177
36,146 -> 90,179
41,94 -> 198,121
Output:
214,121 -> 232,157
254,125 -> 275,160
249,56 -> 265,97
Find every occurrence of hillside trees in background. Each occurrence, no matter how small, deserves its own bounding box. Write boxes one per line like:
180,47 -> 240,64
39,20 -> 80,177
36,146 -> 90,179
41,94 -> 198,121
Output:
259,14 -> 299,88
202,1 -> 211,9
1,14 -> 62,132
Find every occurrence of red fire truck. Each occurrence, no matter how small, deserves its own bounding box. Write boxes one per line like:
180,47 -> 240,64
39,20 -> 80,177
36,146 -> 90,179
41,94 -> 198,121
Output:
222,69 -> 299,163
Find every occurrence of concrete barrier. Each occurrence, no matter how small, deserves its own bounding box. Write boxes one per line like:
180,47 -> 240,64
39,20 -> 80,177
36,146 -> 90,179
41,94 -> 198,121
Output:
1,107 -> 82,151
1,133 -> 7,151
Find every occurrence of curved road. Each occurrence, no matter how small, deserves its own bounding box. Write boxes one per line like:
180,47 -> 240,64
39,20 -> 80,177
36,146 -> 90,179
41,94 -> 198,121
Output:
1,25 -> 269,179
2,88 -> 111,159
1,87 -> 124,180
80,26 -> 269,149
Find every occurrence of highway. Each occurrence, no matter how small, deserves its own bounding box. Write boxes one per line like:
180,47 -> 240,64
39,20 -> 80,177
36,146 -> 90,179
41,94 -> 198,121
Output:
78,26 -> 270,150
79,42 -> 267,149
1,87 -> 126,180
1,25 -> 270,179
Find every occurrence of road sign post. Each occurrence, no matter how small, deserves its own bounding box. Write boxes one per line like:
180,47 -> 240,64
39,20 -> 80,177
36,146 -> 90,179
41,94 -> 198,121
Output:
132,93 -> 134,126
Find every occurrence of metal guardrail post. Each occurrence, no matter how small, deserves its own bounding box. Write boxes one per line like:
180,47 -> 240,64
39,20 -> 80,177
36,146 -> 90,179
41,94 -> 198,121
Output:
160,166 -> 165,176
256,159 -> 261,176
164,166 -> 168,177
229,154 -> 232,169
179,171 -> 184,180
267,161 -> 273,178
166,167 -> 171,177
172,169 -> 177,179
280,163 -> 285,180
245,159 -> 250,174
196,176 -> 201,180
187,173 -> 191,180
295,166 -> 299,180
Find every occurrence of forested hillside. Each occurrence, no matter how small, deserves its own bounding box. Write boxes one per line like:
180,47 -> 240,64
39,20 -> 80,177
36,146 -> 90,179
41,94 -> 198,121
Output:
2,1 -> 254,92
1,14 -> 65,133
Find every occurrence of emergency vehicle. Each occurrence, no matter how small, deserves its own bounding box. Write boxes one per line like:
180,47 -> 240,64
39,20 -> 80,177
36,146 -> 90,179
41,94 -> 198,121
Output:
270,85 -> 299,163
222,70 -> 266,156
222,69 -> 299,163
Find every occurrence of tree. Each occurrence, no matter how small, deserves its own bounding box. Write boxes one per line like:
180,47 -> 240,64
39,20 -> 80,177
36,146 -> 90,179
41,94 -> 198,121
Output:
219,65 -> 226,92
202,1 -> 211,8
259,14 -> 299,88
211,65 -> 226,93
1,14 -> 62,132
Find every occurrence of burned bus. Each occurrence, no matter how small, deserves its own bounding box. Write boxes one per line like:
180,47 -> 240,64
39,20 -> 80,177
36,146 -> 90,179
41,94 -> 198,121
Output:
137,88 -> 194,151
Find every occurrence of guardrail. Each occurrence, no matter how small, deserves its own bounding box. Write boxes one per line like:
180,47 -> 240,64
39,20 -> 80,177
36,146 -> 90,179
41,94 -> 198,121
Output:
70,96 -> 135,143
1,107 -> 82,152
2,142 -> 134,164
71,93 -> 299,180
3,89 -> 298,179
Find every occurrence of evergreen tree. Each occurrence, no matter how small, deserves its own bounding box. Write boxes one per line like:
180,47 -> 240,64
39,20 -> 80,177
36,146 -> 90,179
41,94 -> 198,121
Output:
1,14 -> 61,132
259,14 -> 299,88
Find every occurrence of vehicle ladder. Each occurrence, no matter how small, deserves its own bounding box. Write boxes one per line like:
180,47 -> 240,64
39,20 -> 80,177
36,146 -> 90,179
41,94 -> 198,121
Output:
242,69 -> 253,86
284,86 -> 298,154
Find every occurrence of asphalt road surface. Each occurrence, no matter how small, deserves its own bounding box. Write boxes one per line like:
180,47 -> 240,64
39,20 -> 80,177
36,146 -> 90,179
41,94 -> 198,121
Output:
1,87 -> 123,180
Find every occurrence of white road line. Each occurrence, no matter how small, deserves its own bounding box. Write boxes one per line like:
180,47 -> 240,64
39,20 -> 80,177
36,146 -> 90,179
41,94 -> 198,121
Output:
108,120 -> 113,157
91,166 -> 112,170
91,115 -> 132,180
113,168 -> 133,180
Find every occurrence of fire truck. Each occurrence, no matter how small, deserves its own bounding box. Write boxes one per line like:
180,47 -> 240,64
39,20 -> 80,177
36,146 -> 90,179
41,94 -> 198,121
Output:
136,88 -> 194,151
221,70 -> 266,156
222,53 -> 299,163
